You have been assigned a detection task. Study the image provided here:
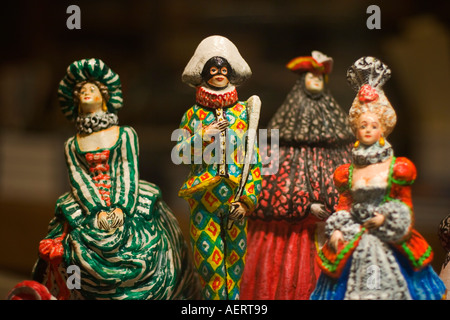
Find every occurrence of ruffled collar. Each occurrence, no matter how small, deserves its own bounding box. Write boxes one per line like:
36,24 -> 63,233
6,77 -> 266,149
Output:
195,85 -> 238,109
352,140 -> 393,166
76,111 -> 119,135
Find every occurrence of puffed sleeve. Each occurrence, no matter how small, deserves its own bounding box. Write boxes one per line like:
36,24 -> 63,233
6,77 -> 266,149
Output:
334,163 -> 353,211
390,157 -> 416,209
325,210 -> 362,241
372,157 -> 416,243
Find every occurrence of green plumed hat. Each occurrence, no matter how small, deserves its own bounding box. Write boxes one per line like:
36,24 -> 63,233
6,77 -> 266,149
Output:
58,58 -> 123,121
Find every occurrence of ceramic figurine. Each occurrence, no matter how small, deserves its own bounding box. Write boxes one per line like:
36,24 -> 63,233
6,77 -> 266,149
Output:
310,56 -> 446,300
175,35 -> 262,300
438,214 -> 450,299
30,58 -> 201,300
7,281 -> 56,300
241,51 -> 354,300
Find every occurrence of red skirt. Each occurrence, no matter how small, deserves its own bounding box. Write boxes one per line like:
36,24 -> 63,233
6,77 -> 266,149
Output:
241,217 -> 321,300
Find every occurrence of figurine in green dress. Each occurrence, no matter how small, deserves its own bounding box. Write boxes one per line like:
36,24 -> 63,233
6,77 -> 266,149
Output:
32,58 -> 201,300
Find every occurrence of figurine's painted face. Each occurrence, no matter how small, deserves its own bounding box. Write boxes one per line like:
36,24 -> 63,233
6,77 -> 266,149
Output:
79,82 -> 103,114
356,112 -> 384,146
305,72 -> 324,93
202,56 -> 232,89
207,66 -> 229,88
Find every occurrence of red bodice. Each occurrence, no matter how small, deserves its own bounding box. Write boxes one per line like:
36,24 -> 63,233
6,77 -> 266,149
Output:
85,150 -> 112,206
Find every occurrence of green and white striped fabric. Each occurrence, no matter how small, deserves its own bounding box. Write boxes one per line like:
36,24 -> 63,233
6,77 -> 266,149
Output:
64,126 -> 138,216
33,125 -> 201,299
49,183 -> 199,299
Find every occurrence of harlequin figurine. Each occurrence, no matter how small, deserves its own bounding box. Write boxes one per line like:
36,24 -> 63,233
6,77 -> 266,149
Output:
241,51 -> 353,300
31,58 -> 201,300
438,214 -> 450,299
175,35 -> 262,300
311,56 -> 446,300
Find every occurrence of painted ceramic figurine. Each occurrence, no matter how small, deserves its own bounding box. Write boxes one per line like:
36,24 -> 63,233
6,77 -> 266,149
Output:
438,214 -> 450,299
31,58 -> 201,300
311,56 -> 446,300
176,35 -> 262,300
241,51 -> 354,300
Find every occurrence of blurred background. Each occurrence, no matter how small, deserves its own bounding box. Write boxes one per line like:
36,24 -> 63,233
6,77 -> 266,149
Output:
0,0 -> 449,297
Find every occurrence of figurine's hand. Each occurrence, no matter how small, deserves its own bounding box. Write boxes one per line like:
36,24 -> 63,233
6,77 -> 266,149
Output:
97,211 -> 110,230
97,208 -> 124,230
228,201 -> 248,222
310,203 -> 330,220
329,230 -> 345,253
203,120 -> 229,141
109,208 -> 124,229
363,212 -> 385,230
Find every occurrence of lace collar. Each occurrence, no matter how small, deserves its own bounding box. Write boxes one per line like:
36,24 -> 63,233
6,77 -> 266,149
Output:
352,140 -> 393,166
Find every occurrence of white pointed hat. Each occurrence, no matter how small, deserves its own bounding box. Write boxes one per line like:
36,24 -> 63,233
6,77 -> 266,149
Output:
182,35 -> 252,87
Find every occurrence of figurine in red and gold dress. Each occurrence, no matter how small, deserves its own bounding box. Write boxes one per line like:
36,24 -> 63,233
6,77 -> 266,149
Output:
311,56 -> 446,300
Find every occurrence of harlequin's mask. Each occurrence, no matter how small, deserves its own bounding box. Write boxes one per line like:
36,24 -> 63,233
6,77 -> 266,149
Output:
201,56 -> 233,89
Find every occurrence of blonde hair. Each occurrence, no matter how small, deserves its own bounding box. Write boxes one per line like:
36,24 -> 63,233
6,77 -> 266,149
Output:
346,56 -> 396,137
348,92 -> 397,137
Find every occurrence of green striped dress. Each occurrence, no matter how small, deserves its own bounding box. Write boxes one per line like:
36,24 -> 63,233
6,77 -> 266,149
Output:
33,126 -> 200,300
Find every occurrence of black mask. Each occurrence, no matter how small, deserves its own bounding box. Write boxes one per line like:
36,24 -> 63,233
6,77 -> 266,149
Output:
201,56 -> 233,85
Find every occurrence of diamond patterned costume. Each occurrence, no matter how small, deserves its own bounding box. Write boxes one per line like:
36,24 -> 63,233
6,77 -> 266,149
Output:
177,94 -> 262,300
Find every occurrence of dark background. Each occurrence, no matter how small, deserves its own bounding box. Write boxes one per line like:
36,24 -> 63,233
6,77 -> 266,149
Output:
0,0 -> 449,294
